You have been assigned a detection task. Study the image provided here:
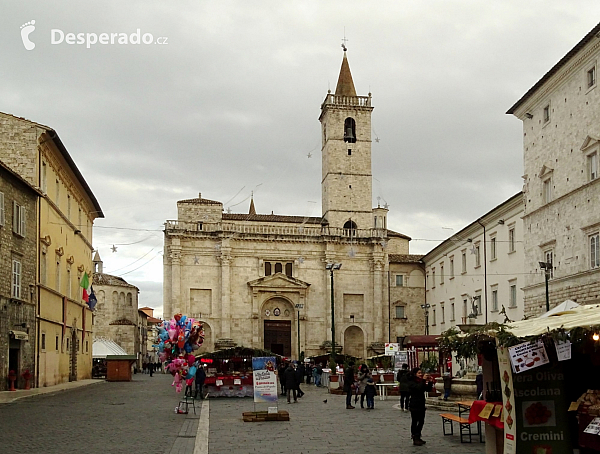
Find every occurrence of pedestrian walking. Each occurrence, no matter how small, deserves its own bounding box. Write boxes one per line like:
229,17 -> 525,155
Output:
397,363 -> 410,411
443,372 -> 452,401
343,361 -> 355,409
148,362 -> 154,377
195,364 -> 206,399
365,378 -> 376,409
278,363 -> 287,395
357,364 -> 372,408
295,363 -> 305,398
314,363 -> 322,387
407,367 -> 435,446
284,362 -> 298,403
305,363 -> 312,384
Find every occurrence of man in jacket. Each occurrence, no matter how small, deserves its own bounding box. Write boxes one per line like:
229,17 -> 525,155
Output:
284,363 -> 298,403
397,363 -> 410,411
408,367 -> 435,446
343,362 -> 355,409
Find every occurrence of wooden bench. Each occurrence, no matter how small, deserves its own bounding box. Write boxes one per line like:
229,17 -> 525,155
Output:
440,413 -> 473,443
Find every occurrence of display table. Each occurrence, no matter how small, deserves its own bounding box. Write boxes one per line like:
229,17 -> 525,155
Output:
204,375 -> 254,398
468,400 -> 504,429
376,382 -> 398,401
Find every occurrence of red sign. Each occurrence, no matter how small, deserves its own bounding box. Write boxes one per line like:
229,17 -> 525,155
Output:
506,434 -> 515,440
200,358 -> 213,363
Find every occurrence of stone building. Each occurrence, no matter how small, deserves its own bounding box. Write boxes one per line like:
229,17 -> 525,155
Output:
0,112 -> 103,387
163,51 -> 426,359
0,159 -> 40,390
92,253 -> 143,368
422,193 -> 525,336
139,306 -> 161,363
507,22 -> 600,316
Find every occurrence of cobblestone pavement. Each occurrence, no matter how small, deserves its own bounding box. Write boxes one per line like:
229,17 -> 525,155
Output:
0,372 -> 200,454
0,376 -> 487,454
209,384 -> 487,454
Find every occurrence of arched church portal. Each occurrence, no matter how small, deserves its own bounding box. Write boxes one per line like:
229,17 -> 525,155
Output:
262,297 -> 294,357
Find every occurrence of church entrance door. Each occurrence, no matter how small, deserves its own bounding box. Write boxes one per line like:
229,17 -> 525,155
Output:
264,320 -> 291,357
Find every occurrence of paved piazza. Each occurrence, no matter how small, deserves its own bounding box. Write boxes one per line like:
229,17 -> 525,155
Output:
0,374 -> 486,454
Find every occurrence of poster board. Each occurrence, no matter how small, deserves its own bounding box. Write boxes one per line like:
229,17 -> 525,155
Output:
252,357 -> 278,403
385,343 -> 399,355
499,345 -> 572,454
394,351 -> 409,370
508,339 -> 549,373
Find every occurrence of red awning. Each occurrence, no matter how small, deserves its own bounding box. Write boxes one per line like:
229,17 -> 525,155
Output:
404,335 -> 439,347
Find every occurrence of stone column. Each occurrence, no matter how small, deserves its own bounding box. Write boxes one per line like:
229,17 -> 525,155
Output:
220,254 -> 231,338
170,241 -> 181,317
373,259 -> 383,342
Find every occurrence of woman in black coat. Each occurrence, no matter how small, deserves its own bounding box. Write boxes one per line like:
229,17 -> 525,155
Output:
407,367 -> 435,446
343,362 -> 355,409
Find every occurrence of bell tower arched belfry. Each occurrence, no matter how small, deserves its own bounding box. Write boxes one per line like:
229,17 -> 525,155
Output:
320,50 -> 374,231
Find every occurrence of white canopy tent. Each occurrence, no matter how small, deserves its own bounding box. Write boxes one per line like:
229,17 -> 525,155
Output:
538,299 -> 580,318
507,304 -> 600,338
92,338 -> 128,359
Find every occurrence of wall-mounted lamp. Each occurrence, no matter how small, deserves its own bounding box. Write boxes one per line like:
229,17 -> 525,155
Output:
74,229 -> 81,234
498,220 -> 505,225
525,113 -> 533,119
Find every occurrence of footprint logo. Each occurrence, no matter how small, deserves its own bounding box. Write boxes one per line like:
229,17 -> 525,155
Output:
20,20 -> 36,50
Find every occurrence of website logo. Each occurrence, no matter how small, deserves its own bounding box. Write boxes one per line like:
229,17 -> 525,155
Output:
20,20 -> 36,51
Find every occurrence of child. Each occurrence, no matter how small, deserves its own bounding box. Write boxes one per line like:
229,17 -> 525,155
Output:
365,378 -> 376,409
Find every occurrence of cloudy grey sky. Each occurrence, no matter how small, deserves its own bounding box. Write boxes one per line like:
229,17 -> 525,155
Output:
2,1 -> 599,317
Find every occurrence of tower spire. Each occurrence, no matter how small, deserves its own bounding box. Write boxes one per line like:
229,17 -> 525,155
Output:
334,48 -> 357,97
249,192 -> 256,215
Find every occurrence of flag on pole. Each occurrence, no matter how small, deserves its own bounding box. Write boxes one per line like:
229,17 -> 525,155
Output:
80,272 -> 91,302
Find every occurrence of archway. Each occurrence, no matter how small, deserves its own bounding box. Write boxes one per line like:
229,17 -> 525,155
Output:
261,297 -> 295,357
196,322 -> 213,354
343,325 -> 364,359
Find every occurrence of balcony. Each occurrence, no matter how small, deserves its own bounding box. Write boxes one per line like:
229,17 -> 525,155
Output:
164,220 -> 387,240
321,93 -> 372,108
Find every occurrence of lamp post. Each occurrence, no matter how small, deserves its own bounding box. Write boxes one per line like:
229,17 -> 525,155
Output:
539,261 -> 552,312
420,303 -> 431,335
326,263 -> 342,364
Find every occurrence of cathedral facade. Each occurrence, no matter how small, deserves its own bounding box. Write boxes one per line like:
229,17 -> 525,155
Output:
163,52 -> 425,359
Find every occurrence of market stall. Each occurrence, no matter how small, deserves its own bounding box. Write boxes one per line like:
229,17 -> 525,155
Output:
197,347 -> 281,398
439,303 -> 600,454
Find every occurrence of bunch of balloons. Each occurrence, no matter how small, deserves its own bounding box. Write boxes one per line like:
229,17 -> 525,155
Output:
153,314 -> 204,393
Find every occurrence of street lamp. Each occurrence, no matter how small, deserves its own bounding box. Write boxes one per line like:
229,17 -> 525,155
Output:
539,261 -> 552,312
420,303 -> 431,335
326,263 -> 342,364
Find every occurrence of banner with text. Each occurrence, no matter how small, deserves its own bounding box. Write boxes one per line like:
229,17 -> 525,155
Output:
512,361 -> 571,454
252,357 -> 278,403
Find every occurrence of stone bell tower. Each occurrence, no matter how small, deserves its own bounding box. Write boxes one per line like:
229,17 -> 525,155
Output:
319,49 -> 374,232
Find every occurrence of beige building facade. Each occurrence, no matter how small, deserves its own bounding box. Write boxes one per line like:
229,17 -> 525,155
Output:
0,112 -> 103,387
163,51 -> 425,360
507,23 -> 600,316
422,193 -> 525,336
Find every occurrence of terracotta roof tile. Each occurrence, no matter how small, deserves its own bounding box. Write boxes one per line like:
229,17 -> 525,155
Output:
388,254 -> 424,264
93,273 -> 138,289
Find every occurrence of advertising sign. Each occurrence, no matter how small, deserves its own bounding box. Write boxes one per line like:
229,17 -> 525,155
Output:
252,357 -> 278,403
554,340 -> 572,362
499,346 -> 572,454
394,351 -> 409,369
508,339 -> 549,373
498,347 -> 517,454
513,362 -> 571,453
385,343 -> 399,355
